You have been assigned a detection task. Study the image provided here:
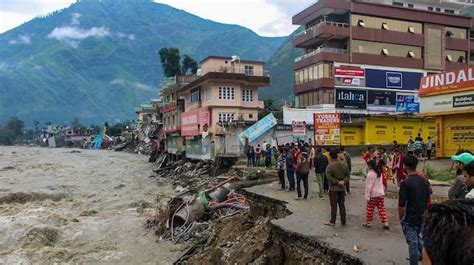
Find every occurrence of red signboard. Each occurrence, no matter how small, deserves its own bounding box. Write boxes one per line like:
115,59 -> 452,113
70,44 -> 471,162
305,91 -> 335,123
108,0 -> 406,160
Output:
313,113 -> 341,146
160,103 -> 177,113
334,66 -> 365,78
419,66 -> 474,97
181,108 -> 210,136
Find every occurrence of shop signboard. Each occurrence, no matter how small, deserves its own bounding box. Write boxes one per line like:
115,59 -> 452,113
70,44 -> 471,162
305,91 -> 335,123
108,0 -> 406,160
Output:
292,121 -> 307,140
181,107 -> 210,136
396,94 -> 420,113
367,91 -> 397,112
334,66 -> 365,78
366,68 -> 423,90
313,113 -> 341,146
453,94 -> 474,108
420,90 -> 474,114
335,88 -> 367,109
419,66 -> 474,97
239,113 -> 277,145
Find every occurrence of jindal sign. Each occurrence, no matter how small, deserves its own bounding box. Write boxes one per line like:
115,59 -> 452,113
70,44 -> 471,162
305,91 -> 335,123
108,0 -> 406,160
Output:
419,66 -> 474,97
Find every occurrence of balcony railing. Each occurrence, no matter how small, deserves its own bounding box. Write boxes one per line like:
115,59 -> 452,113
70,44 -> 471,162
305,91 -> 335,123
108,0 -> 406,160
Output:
294,20 -> 349,38
198,67 -> 270,77
294,47 -> 347,62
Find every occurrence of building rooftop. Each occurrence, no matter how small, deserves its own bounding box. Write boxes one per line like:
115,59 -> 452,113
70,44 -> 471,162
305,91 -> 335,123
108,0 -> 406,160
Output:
200,56 -> 265,65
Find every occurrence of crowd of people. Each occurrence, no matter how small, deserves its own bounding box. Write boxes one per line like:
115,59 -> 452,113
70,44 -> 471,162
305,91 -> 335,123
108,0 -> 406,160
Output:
246,139 -> 473,265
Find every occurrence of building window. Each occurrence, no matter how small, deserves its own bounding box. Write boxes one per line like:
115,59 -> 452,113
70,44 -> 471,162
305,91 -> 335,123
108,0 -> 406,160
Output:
381,48 -> 389,55
249,113 -> 253,119
428,7 -> 434,11
392,2 -> 403,7
445,31 -> 454,37
218,86 -> 235,100
407,51 -> 415,58
242,89 -> 253,102
357,20 -> 365,27
244,65 -> 254,75
218,113 -> 235,123
408,26 -> 415,34
446,54 -> 453,62
381,23 -> 389,30
458,56 -> 465,63
190,87 -> 200,103
445,9 -> 455,14
408,4 -> 414,8
435,7 -> 441,12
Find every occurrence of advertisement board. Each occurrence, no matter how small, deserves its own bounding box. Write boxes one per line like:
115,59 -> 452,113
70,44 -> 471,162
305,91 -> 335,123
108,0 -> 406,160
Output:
334,66 -> 365,77
396,94 -> 420,113
239,113 -> 277,144
366,68 -> 423,90
283,108 -> 315,125
292,121 -> 307,140
420,90 -> 474,114
314,113 -> 341,146
453,94 -> 474,108
181,108 -> 210,136
367,91 -> 397,112
335,88 -> 367,109
419,66 -> 474,97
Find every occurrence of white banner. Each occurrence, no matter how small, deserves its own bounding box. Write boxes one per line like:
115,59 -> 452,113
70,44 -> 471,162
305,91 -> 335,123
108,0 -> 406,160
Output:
420,90 -> 474,114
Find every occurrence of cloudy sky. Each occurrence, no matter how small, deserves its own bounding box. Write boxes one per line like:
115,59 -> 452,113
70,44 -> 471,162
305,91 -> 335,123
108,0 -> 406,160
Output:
0,0 -> 314,36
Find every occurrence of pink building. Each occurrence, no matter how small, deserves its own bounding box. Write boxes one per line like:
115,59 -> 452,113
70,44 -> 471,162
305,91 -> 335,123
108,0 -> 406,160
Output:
179,56 -> 270,159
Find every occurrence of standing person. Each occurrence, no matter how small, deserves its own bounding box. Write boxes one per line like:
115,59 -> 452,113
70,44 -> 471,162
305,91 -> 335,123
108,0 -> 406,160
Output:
264,145 -> 272,168
255,144 -> 261,166
309,145 -> 315,169
448,152 -> 474,199
295,150 -> 310,200
277,147 -> 286,191
246,145 -> 254,167
340,147 -> 352,194
425,136 -> 433,160
314,148 -> 329,199
399,155 -> 431,265
376,153 -> 388,190
392,140 -> 400,153
285,147 -> 295,191
422,199 -> 474,265
363,147 -> 373,164
363,160 -> 389,229
325,150 -> 350,226
392,149 -> 405,186
463,161 -> 474,198
407,138 -> 415,156
414,134 -> 423,159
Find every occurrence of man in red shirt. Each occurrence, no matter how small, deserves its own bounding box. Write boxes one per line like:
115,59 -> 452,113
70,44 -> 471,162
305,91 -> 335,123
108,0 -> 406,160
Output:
363,147 -> 373,163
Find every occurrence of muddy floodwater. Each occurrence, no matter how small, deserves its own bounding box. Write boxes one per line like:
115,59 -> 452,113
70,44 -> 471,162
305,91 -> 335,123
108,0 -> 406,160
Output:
0,146 -> 184,264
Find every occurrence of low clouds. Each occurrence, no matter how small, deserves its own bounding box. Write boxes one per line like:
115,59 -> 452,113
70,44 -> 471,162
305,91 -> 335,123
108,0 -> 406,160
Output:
9,34 -> 31,45
71,13 -> 81,25
47,26 -> 110,41
117,32 -> 135,40
110,79 -> 154,92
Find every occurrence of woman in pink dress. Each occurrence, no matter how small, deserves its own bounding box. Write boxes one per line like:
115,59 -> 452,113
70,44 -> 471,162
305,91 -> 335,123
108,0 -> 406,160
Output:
391,149 -> 405,187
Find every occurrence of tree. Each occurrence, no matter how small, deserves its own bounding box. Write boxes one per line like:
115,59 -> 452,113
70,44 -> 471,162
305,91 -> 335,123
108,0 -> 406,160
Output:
159,48 -> 181,77
181,55 -> 198,75
72,117 -> 84,129
6,116 -> 24,137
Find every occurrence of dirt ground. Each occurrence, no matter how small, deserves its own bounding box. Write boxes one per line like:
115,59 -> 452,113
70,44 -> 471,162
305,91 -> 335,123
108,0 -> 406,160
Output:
0,146 -> 185,264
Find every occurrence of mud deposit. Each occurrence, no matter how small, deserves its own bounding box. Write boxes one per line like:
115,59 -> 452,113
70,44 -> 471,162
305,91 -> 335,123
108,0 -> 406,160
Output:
0,146 -> 183,264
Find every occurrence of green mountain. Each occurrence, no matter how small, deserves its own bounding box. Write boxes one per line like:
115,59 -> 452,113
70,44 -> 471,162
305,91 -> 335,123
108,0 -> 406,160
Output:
0,0 -> 285,124
260,29 -> 302,104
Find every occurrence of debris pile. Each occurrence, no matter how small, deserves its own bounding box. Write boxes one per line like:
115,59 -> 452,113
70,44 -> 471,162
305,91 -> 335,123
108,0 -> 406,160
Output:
145,160 -> 279,246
